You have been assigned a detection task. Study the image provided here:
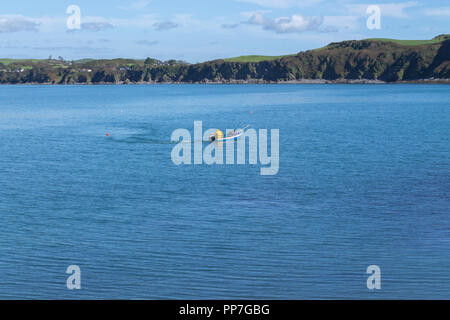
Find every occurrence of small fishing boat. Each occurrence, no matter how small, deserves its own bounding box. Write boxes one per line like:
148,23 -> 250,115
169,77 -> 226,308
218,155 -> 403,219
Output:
209,125 -> 249,142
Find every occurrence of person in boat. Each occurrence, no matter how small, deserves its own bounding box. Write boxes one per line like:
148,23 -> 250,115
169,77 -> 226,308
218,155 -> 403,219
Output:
209,129 -> 224,142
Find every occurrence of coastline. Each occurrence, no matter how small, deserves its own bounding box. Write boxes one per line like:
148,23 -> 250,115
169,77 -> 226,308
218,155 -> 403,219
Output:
1,78 -> 449,85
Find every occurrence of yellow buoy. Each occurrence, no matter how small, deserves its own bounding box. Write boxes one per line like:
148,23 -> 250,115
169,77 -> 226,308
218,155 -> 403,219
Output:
215,129 -> 224,140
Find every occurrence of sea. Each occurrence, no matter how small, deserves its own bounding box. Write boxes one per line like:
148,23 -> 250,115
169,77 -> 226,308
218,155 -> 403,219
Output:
0,84 -> 448,299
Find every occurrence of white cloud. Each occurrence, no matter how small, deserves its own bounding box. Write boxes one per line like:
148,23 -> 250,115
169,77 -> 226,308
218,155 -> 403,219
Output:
379,1 -> 419,18
221,23 -> 240,29
323,15 -> 359,31
64,15 -> 116,32
240,10 -> 271,19
106,14 -> 196,31
425,7 -> 450,16
131,1 -> 152,9
0,15 -> 40,33
236,0 -> 322,8
118,1 -> 152,11
80,22 -> 114,32
108,14 -> 158,28
135,40 -> 159,46
153,21 -> 178,31
246,12 -> 330,33
0,15 -> 116,34
347,1 -> 419,18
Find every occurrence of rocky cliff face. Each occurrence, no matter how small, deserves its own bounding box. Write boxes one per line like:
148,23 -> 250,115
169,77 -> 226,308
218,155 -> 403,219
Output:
176,38 -> 449,83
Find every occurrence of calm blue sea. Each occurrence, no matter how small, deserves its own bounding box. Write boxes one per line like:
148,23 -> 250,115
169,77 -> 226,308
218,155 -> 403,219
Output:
0,84 -> 448,299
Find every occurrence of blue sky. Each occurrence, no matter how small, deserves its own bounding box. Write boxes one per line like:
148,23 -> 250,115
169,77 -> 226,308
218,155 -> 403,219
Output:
0,0 -> 448,62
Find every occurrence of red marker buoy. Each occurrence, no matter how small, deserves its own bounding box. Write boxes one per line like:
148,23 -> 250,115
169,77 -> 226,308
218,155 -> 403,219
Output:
106,133 -> 110,137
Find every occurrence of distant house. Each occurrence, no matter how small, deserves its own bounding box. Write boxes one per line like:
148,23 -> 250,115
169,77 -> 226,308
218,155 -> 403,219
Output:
153,60 -> 167,66
80,69 -> 92,73
14,68 -> 24,73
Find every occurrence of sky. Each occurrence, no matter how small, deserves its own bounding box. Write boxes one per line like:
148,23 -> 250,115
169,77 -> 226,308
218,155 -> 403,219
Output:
0,0 -> 448,62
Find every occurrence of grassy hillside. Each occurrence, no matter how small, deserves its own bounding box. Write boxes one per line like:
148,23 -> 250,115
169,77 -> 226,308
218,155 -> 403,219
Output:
223,54 -> 295,63
223,35 -> 450,61
364,34 -> 450,46
0,59 -> 44,65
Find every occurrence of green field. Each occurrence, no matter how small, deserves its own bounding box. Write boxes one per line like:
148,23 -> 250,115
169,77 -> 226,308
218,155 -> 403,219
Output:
222,35 -> 450,62
0,59 -> 43,65
311,34 -> 450,53
223,54 -> 295,63
365,34 -> 450,46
